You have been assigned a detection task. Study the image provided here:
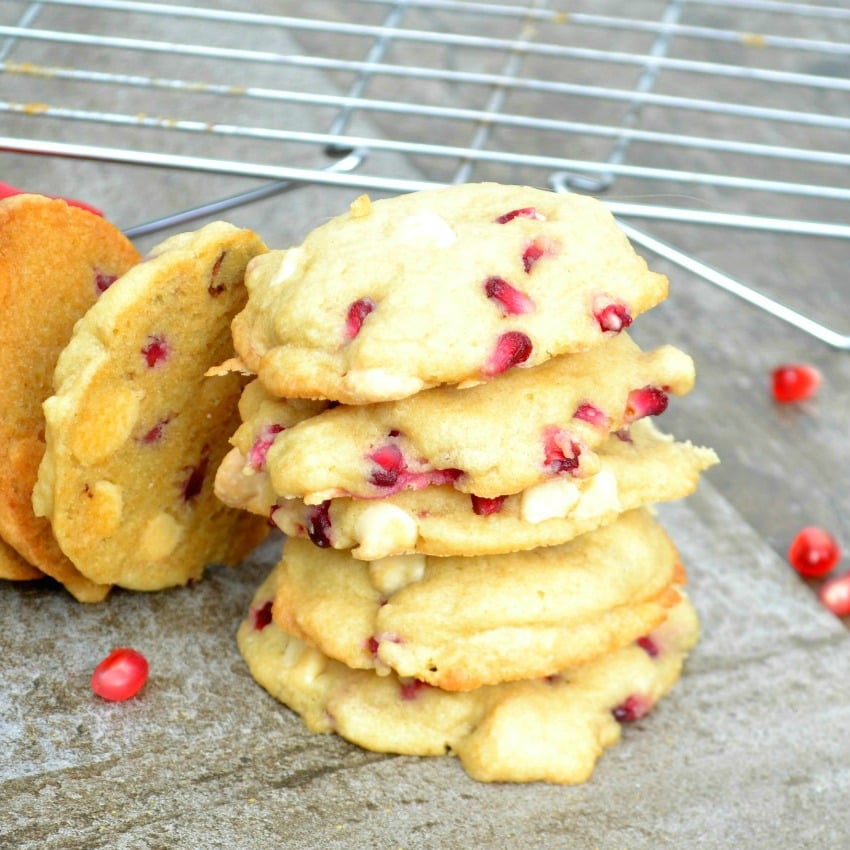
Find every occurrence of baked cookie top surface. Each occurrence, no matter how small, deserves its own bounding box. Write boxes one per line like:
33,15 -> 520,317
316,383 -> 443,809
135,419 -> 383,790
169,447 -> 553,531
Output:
238,563 -> 699,784
33,221 -> 269,591
252,419 -> 718,560
232,183 -> 669,403
0,194 -> 139,601
271,509 -> 684,691
232,333 -> 694,503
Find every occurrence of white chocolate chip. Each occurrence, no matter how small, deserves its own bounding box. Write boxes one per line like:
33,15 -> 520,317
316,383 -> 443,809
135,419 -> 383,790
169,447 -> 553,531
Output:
214,448 -> 275,514
368,553 -> 427,595
344,368 -> 425,403
349,194 -> 372,217
139,511 -> 184,561
293,644 -> 327,683
520,477 -> 581,524
395,211 -> 457,247
70,386 -> 140,465
269,247 -> 304,286
353,503 -> 419,560
572,469 -> 621,520
86,480 -> 124,538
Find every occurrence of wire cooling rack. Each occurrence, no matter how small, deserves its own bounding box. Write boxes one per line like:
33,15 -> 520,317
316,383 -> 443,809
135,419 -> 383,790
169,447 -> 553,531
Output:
1,0 -> 849,347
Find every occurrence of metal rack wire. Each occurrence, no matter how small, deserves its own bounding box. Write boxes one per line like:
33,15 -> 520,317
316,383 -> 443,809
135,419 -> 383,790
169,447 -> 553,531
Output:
1,0 -> 848,347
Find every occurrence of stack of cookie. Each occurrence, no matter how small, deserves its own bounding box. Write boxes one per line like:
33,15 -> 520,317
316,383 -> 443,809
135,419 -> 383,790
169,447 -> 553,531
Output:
220,183 -> 718,784
0,193 -> 270,600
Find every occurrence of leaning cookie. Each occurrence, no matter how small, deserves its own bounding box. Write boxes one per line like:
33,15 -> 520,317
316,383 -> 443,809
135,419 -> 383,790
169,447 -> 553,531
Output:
238,564 -> 699,784
0,536 -> 43,582
0,194 -> 139,601
34,222 -> 269,591
272,510 -> 684,691
232,183 -> 668,404
228,418 -> 717,560
232,333 -> 694,505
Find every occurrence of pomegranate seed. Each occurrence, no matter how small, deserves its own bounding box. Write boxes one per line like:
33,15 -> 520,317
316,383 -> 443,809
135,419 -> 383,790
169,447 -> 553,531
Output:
471,494 -> 507,516
366,635 -> 380,655
141,335 -> 169,368
138,416 -> 172,444
306,501 -> 333,548
208,252 -> 227,297
771,363 -> 822,403
91,648 -> 149,701
573,402 -> 609,429
612,694 -> 651,723
483,331 -> 533,377
521,239 -> 546,274
625,386 -> 669,422
94,269 -> 118,294
594,301 -> 633,333
0,180 -> 103,216
543,427 -> 582,475
369,443 -> 407,487
636,636 -> 659,657
787,526 -> 841,578
428,468 -> 464,487
494,207 -> 543,224
181,449 -> 210,502
400,678 -> 431,701
818,573 -> 850,617
483,276 -> 535,315
247,424 -> 285,471
251,601 -> 274,631
345,297 -> 376,340
613,428 -> 633,443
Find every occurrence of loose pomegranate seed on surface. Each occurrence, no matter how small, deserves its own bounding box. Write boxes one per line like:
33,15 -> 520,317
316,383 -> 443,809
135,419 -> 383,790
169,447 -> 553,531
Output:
771,363 -> 822,403
345,297 -> 376,340
0,180 -> 104,216
483,276 -> 535,315
787,526 -> 842,578
818,573 -> 850,617
482,331 -> 533,377
91,648 -> 149,701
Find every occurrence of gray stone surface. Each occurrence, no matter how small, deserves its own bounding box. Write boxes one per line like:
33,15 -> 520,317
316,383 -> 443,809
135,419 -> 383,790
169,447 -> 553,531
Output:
2,2 -> 850,847
3,484 -> 849,849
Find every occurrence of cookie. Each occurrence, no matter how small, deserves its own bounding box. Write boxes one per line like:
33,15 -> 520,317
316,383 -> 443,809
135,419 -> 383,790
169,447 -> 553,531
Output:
33,222 -> 269,590
0,535 -> 43,582
227,333 -> 694,505
271,509 -> 684,691
220,417 -> 717,560
0,194 -> 139,601
238,564 -> 699,784
232,183 -> 669,403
